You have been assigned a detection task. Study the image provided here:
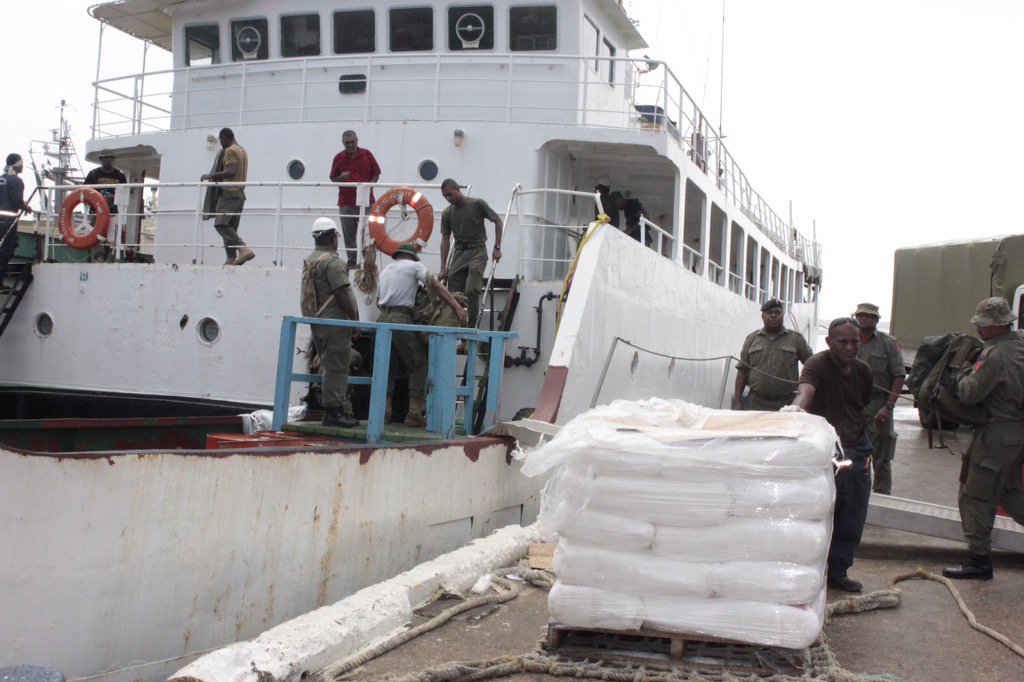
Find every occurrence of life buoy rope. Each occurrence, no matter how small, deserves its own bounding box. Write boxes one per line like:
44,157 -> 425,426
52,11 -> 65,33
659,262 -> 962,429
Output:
367,187 -> 434,256
59,188 -> 110,250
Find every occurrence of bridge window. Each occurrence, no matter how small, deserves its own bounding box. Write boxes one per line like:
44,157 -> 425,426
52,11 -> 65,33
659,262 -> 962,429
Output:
509,6 -> 557,51
391,7 -> 434,52
281,13 -> 321,57
600,38 -> 616,84
231,18 -> 269,61
449,6 -> 494,50
334,10 -> 376,54
185,24 -> 220,66
583,17 -> 599,71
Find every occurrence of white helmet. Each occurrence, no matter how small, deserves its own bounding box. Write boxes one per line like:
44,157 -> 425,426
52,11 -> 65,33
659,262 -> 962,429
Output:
311,217 -> 338,235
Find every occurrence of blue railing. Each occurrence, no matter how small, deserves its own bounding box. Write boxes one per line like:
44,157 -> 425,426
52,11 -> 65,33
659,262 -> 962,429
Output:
272,316 -> 517,444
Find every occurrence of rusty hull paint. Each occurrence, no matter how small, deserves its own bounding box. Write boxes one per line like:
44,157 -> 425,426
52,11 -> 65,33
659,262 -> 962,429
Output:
531,365 -> 568,424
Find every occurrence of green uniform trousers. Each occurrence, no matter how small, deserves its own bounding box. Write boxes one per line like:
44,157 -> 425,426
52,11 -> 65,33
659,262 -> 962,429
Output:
378,308 -> 427,402
213,192 -> 247,259
446,245 -> 488,326
312,323 -> 352,414
958,421 -> 1024,556
865,398 -> 898,494
747,392 -> 791,411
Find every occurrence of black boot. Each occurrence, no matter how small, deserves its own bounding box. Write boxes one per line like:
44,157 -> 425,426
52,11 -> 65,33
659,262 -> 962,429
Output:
942,554 -> 993,580
323,409 -> 359,428
827,574 -> 863,593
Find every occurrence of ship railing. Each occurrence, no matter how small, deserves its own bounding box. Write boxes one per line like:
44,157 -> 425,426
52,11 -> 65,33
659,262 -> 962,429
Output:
90,52 -> 820,266
33,180 -> 451,267
728,272 -> 744,295
681,243 -> 703,274
271,316 -> 516,444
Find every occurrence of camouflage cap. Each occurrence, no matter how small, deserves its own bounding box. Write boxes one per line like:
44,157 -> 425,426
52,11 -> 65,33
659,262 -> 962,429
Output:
761,298 -> 783,312
853,302 -> 880,318
392,243 -> 420,261
970,297 -> 1015,327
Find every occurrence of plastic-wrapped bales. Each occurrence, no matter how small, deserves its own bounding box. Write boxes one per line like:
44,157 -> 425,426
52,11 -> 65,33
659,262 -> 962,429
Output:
522,399 -> 838,650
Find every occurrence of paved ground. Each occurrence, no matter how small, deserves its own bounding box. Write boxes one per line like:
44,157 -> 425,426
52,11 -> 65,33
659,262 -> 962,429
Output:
348,407 -> 1024,681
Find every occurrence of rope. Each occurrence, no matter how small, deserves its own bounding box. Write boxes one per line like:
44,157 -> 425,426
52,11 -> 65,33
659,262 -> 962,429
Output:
555,216 -> 607,332
354,241 -> 379,301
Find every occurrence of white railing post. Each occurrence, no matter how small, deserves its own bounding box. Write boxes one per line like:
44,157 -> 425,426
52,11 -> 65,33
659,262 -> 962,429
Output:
364,54 -> 373,122
300,59 -> 308,124
581,58 -> 589,127
193,184 -> 204,264
92,23 -> 104,139
433,54 -> 441,122
239,63 -> 247,126
275,184 -> 284,266
506,55 -> 514,123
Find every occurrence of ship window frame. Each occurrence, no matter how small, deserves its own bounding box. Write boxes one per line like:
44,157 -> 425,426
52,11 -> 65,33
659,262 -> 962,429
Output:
509,5 -> 558,52
448,5 -> 495,51
334,9 -> 377,54
390,7 -> 435,53
230,17 -> 270,62
184,23 -> 221,67
600,37 -> 616,85
280,12 -> 322,58
583,16 -> 600,72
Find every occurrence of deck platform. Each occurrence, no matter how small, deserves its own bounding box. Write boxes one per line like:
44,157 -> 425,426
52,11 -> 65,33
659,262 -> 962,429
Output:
283,419 -> 466,444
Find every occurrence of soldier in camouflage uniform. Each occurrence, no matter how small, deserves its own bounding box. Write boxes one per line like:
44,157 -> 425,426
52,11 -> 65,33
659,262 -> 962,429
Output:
944,297 -> 1024,580
438,178 -> 503,328
303,218 -> 361,428
853,303 -> 906,495
732,298 -> 814,411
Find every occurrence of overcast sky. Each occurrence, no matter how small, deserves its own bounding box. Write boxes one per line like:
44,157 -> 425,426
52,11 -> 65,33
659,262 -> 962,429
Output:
3,0 -> 1022,329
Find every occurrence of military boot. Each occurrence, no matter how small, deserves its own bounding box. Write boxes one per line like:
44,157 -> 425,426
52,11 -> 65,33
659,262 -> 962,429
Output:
943,554 -> 993,580
404,398 -> 426,428
323,408 -> 358,429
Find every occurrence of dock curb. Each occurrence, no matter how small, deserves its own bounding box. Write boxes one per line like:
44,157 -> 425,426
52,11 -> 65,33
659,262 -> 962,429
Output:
167,523 -> 540,682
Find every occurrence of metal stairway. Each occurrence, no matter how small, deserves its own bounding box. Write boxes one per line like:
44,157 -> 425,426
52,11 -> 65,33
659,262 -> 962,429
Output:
0,263 -> 33,338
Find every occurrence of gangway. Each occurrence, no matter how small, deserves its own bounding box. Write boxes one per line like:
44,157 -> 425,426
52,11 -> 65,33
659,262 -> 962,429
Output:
272,316 -> 516,444
867,494 -> 1024,553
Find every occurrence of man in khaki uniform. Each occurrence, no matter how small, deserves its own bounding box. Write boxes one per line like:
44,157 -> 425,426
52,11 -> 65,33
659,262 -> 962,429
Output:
732,298 -> 814,411
944,297 -> 1024,580
438,178 -> 503,327
853,303 -> 906,495
303,218 -> 360,428
377,243 -> 466,427
201,128 -> 254,265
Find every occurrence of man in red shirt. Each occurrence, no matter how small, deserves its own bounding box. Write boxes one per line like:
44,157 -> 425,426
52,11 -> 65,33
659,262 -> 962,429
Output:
329,130 -> 381,269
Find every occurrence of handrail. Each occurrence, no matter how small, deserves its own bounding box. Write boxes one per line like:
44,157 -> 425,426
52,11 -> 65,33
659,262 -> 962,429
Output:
90,51 -> 816,261
272,316 -> 516,443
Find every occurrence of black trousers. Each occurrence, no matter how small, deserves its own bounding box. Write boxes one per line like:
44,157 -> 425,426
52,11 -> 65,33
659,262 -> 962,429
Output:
828,436 -> 873,578
0,220 -> 19,275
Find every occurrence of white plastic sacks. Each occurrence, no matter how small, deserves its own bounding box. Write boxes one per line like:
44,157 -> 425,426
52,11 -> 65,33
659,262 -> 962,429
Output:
522,398 -> 838,650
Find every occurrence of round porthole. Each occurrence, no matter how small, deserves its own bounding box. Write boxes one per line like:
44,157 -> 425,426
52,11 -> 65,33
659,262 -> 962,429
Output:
197,317 -> 221,345
287,159 -> 306,180
418,160 -> 439,181
34,312 -> 53,338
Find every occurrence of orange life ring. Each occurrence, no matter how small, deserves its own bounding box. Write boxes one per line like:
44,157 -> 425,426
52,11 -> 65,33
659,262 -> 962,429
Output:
59,188 -> 110,250
367,187 -> 434,255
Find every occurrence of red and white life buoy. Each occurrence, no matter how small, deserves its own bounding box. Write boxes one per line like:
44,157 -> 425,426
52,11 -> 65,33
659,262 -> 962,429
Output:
59,188 -> 110,250
367,187 -> 434,255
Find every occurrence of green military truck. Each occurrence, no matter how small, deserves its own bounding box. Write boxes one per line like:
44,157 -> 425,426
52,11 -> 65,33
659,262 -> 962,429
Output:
891,234 -> 1024,426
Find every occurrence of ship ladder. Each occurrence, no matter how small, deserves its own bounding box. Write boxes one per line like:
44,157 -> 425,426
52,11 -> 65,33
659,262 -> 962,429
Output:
0,263 -> 34,338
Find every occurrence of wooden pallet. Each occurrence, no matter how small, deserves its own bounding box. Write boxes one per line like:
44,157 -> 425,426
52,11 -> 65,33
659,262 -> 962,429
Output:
544,624 -> 808,675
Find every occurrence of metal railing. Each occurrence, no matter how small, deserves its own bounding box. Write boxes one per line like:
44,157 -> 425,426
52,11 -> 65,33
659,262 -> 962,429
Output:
90,52 -> 820,269
271,317 -> 516,443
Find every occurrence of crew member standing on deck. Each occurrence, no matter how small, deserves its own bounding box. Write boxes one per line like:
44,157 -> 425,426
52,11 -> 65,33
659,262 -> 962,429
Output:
732,298 -> 814,411
84,151 -> 128,213
377,243 -> 467,427
438,179 -> 503,327
853,303 -> 905,495
330,130 -> 381,269
943,297 -> 1024,580
788,317 -> 874,593
0,154 -> 31,279
303,217 -> 361,429
201,128 -> 253,265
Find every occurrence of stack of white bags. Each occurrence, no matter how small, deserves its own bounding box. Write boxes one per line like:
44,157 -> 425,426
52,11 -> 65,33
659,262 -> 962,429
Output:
521,399 -> 839,650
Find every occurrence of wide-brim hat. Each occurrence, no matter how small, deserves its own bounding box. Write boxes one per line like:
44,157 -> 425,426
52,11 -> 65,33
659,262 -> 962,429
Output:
970,297 -> 1016,326
393,243 -> 420,261
853,302 -> 880,318
98,150 -> 116,159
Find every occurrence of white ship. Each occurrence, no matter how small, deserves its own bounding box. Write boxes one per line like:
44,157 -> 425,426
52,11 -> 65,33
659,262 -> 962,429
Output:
0,1 -> 822,679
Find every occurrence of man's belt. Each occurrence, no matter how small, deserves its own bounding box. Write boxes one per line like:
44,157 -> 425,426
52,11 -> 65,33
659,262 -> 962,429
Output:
379,305 -> 413,313
454,240 -> 486,249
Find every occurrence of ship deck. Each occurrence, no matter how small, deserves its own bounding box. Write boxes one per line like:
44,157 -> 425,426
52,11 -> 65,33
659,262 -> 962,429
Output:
340,406 -> 1024,681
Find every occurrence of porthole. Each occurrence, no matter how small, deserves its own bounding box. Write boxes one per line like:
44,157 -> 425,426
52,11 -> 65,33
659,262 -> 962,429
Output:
197,317 -> 221,345
34,312 -> 53,338
287,159 -> 306,180
418,160 -> 439,181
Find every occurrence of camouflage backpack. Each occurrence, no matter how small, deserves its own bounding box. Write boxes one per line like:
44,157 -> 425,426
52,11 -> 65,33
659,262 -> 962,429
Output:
412,274 -> 468,328
917,333 -> 988,427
